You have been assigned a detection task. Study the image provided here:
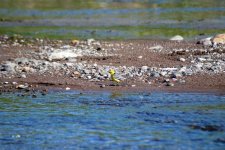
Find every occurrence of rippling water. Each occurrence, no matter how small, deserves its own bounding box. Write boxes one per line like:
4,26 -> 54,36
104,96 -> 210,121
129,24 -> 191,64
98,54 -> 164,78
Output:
0,91 -> 225,149
0,0 -> 225,39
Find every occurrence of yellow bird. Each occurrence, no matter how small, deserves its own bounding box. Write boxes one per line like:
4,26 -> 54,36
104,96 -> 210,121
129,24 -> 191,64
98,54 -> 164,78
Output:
108,69 -> 120,83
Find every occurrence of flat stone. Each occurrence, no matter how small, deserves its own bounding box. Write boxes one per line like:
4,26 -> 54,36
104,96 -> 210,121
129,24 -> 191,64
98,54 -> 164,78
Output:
17,84 -> 28,89
12,82 -> 17,85
171,72 -> 182,78
100,84 -> 106,88
87,75 -> 92,79
170,35 -> 184,41
65,87 -> 70,90
166,82 -> 174,87
179,58 -> 186,62
47,50 -> 81,61
149,45 -> 163,51
22,67 -> 33,73
61,45 -> 71,49
138,56 -> 143,59
197,57 -> 207,62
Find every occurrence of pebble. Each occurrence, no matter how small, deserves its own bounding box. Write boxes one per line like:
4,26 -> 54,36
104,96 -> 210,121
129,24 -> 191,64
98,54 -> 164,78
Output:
12,82 -> 17,85
17,84 -> 28,89
32,94 -> 37,98
87,75 -> 92,79
141,66 -> 148,72
166,82 -> 174,87
65,87 -> 70,90
160,71 -> 167,77
151,72 -> 160,78
87,38 -> 95,45
20,74 -> 27,78
179,58 -> 186,62
149,45 -> 163,51
100,84 -> 106,88
197,57 -> 206,62
138,56 -> 143,59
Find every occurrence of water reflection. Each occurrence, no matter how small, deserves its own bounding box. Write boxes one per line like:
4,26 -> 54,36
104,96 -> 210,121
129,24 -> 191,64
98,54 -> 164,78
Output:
0,0 -> 225,39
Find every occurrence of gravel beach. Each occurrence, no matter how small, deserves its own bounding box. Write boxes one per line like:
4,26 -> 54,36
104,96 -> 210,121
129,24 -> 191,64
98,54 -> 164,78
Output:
0,35 -> 225,93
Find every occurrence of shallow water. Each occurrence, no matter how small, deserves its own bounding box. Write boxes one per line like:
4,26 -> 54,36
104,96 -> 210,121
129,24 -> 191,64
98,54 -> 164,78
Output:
0,0 -> 225,39
0,91 -> 225,149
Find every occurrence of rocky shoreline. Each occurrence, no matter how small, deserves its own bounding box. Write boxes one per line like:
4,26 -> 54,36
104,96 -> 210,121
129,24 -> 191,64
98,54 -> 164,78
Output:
0,34 -> 225,94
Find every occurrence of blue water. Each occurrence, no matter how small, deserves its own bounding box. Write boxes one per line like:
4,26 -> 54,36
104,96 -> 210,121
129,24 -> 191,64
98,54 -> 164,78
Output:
0,91 -> 225,149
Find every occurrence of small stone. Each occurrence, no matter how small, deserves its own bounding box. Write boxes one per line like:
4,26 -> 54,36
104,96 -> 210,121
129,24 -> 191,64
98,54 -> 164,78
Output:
166,82 -> 174,87
20,74 -> 27,78
195,63 -> 203,69
66,87 -> 70,90
179,58 -> 186,62
16,84 -> 28,89
87,38 -> 95,45
32,94 -> 37,98
149,45 -> 163,51
4,82 -> 9,84
172,78 -> 178,82
141,66 -> 148,72
160,71 -> 167,77
170,35 -> 184,41
138,56 -> 143,59
171,72 -> 182,78
12,82 -> 17,85
131,84 -> 136,87
87,75 -> 92,80
71,71 -> 81,78
151,72 -> 160,78
22,67 -> 32,73
179,79 -> 186,84
164,79 -> 170,83
100,84 -> 106,88
96,47 -> 102,51
197,57 -> 206,62
61,45 -> 71,49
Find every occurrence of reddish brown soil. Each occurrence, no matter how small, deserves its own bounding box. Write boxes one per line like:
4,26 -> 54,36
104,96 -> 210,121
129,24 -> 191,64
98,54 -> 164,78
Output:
0,40 -> 225,93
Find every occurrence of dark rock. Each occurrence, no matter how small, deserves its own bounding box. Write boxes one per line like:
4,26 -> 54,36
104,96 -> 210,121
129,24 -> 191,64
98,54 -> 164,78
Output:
189,125 -> 223,132
100,84 -> 106,88
214,138 -> 225,143
32,94 -> 37,98
96,47 -> 102,51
